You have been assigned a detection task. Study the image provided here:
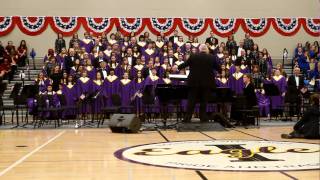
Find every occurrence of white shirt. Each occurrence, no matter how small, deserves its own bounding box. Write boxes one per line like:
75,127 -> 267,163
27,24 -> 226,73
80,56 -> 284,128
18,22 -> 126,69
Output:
295,76 -> 299,87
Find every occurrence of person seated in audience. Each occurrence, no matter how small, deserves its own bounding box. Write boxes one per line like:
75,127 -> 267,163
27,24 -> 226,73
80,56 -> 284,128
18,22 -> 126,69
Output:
281,94 -> 319,139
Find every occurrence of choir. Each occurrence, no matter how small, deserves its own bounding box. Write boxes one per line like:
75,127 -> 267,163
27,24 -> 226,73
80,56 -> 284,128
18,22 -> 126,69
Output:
1,31 -> 319,122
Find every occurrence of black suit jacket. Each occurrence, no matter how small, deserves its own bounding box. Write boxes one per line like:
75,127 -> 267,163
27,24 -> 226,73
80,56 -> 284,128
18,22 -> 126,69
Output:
169,36 -> 178,43
286,75 -> 304,102
243,83 -> 257,108
205,37 -> 218,46
178,52 -> 220,88
64,54 -> 80,73
97,68 -> 108,79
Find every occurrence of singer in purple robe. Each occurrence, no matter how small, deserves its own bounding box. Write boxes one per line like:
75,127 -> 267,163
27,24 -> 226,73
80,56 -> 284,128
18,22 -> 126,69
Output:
39,85 -> 60,119
80,32 -> 94,53
76,70 -> 92,114
229,66 -> 245,95
103,69 -> 120,106
61,76 -> 78,119
133,71 -> 145,115
90,72 -> 105,114
119,72 -> 134,113
271,69 -> 287,111
143,68 -> 161,113
256,89 -> 270,117
215,71 -> 229,88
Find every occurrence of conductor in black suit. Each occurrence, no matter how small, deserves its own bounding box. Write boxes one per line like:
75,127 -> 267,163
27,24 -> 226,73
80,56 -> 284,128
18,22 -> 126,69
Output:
176,44 -> 221,123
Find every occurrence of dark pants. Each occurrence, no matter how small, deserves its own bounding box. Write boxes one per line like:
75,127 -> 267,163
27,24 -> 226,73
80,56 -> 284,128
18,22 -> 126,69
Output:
184,86 -> 210,122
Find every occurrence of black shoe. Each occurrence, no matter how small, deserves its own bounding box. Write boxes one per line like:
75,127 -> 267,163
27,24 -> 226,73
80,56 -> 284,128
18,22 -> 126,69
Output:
281,134 -> 293,139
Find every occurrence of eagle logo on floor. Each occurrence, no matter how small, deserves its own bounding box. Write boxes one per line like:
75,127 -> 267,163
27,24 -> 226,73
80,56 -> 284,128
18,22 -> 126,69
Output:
114,140 -> 320,171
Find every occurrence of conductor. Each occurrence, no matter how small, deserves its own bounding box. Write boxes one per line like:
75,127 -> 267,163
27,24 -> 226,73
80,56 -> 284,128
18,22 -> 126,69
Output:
176,44 -> 221,123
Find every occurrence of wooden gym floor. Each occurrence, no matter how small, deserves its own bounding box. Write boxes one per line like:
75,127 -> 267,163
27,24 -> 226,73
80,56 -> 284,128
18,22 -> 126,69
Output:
0,126 -> 319,180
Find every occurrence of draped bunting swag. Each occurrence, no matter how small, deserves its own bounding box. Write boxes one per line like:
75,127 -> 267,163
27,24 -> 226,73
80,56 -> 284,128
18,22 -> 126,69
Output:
0,16 -> 319,37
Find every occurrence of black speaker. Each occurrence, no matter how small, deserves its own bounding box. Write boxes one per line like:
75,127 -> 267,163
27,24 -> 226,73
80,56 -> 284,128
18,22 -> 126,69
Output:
109,114 -> 141,133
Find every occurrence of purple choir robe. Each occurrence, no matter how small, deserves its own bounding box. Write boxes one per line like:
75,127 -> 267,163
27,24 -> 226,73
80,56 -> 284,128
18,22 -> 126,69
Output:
271,76 -> 287,110
86,67 -> 96,79
90,80 -> 105,114
40,92 -> 60,119
62,84 -> 78,118
256,91 -> 270,116
215,78 -> 229,88
143,76 -> 161,113
142,48 -> 157,61
229,72 -> 244,95
119,79 -> 134,113
103,76 -> 120,106
229,65 -> 236,75
76,78 -> 91,113
133,79 -> 145,114
80,39 -> 94,53
266,57 -> 273,76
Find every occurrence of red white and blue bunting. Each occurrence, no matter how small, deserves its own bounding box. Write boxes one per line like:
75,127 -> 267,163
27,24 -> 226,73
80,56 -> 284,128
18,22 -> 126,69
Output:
242,18 -> 272,37
0,16 -> 319,37
272,18 -> 301,36
209,18 -> 242,37
16,16 -> 48,36
0,16 -> 15,36
147,18 -> 177,36
178,18 -> 208,36
82,17 -> 114,35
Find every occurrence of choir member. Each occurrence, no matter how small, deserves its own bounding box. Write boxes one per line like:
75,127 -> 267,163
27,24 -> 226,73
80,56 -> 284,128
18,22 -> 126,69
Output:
143,42 -> 156,60
62,75 -> 78,119
137,35 -> 147,49
229,66 -> 245,95
133,71 -> 145,115
40,84 -> 60,119
119,72 -> 134,113
155,35 -> 165,49
174,54 -> 184,66
104,68 -> 120,106
216,70 -> 229,88
126,47 -> 136,66
85,59 -> 96,79
64,48 -> 80,74
119,57 -> 132,77
35,72 -> 51,93
205,31 -> 219,48
76,70 -> 91,115
256,89 -> 270,117
167,49 -> 177,66
80,32 -> 94,53
271,69 -> 287,114
90,72 -> 105,114
161,71 -> 172,85
169,30 -> 179,44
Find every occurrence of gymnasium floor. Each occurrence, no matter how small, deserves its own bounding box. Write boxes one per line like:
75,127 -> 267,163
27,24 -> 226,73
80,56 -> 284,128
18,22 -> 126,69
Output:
0,126 -> 319,180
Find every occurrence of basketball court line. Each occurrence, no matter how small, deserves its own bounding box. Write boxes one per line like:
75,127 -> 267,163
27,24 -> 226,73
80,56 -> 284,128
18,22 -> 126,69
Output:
157,130 -> 208,180
224,129 -> 299,180
0,130 -> 66,177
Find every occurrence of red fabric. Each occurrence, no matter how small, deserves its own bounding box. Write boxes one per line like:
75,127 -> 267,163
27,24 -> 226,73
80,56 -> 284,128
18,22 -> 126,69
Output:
0,16 -> 319,37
